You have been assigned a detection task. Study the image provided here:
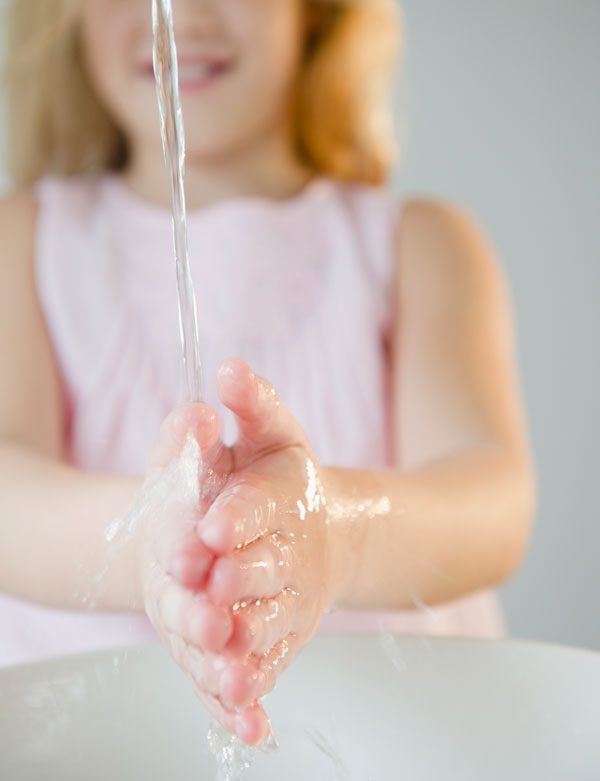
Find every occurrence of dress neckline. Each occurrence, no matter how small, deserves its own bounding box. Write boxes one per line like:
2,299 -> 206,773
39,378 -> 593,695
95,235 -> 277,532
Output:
103,173 -> 336,224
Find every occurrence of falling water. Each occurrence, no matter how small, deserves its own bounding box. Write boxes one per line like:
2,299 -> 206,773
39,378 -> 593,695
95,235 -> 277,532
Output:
152,0 -> 203,403
151,3 -> 258,777
207,722 -> 259,781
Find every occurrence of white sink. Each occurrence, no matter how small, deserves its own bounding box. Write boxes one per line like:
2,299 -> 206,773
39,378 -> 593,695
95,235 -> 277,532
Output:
1,635 -> 599,780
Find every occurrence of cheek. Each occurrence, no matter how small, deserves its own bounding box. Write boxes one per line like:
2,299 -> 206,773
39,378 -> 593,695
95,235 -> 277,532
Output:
182,1 -> 304,158
80,10 -> 128,101
233,0 -> 304,119
79,0 -> 154,133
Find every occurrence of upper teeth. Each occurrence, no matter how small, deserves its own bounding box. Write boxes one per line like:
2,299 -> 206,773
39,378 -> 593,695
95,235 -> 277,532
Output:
177,63 -> 214,82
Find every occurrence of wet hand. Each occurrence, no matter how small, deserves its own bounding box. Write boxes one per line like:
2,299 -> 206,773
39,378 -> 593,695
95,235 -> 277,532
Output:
142,360 -> 333,744
201,359 -> 335,697
157,359 -> 337,745
137,403 -> 252,738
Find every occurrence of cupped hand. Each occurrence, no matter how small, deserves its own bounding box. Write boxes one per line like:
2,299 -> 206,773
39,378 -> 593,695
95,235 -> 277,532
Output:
139,359 -> 337,746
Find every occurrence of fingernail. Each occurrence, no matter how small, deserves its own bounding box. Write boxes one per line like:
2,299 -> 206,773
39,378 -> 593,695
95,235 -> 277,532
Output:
218,362 -> 236,379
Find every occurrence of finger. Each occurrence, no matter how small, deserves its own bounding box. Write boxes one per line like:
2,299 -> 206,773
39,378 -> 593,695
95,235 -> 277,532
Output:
207,535 -> 293,607
165,635 -> 221,697
201,692 -> 272,748
189,650 -> 265,711
168,531 -> 214,590
216,358 -> 307,458
227,589 -> 299,657
182,639 -> 273,745
198,481 -> 283,556
159,577 -> 234,653
235,705 -> 273,748
217,658 -> 267,710
149,403 -> 220,470
219,633 -> 302,708
252,633 -> 301,701
173,638 -> 259,709
198,439 -> 235,510
154,519 -> 214,589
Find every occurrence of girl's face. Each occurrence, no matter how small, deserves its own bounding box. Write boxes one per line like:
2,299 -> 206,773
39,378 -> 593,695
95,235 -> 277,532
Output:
80,0 -> 305,163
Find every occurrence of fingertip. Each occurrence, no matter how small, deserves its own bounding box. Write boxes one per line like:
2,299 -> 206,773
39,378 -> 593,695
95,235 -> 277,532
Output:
170,540 -> 214,590
207,557 -> 242,606
216,358 -> 257,411
199,515 -> 235,556
220,665 -> 265,709
218,357 -> 253,383
180,404 -> 220,453
153,403 -> 220,468
235,707 -> 271,747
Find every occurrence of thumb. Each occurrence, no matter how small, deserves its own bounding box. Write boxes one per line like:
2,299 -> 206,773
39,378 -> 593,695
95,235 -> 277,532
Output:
216,358 -> 307,458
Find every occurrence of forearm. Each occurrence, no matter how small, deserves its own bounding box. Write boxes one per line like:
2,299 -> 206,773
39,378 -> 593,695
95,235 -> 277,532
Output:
0,442 -> 143,612
324,445 -> 535,611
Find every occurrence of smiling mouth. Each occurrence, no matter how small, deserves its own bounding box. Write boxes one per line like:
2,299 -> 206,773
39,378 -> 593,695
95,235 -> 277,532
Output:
140,57 -> 233,93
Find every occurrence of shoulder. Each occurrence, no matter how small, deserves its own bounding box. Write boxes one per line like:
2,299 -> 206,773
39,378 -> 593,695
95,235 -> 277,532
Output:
0,176 -> 104,293
0,188 -> 66,454
0,188 -> 37,233
0,189 -> 43,344
0,175 -> 105,234
394,197 -> 510,309
0,190 -> 38,279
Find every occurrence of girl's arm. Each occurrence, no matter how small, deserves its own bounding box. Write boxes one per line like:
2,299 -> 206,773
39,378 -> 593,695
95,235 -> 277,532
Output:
0,194 -> 142,611
99,199 -> 536,745
151,267 -> 536,744
326,198 -> 536,610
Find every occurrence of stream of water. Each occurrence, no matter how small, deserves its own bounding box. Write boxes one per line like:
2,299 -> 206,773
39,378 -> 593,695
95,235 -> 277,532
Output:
152,0 -> 204,404
151,2 -> 257,778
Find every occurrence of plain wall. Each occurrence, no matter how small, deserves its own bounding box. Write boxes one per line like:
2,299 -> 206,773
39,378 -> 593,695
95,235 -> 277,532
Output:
395,0 -> 600,649
0,2 -> 598,649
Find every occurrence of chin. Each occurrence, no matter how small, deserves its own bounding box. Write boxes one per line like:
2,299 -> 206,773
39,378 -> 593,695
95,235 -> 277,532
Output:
185,134 -> 252,166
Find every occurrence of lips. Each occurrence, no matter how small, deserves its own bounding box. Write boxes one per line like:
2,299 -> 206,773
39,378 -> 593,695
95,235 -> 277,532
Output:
177,59 -> 231,88
140,55 -> 233,93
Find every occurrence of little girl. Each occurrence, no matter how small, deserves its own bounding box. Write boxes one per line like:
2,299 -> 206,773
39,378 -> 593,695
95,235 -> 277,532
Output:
0,0 -> 535,745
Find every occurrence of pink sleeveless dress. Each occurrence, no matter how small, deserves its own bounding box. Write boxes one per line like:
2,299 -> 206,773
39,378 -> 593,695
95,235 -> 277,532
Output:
0,175 -> 505,667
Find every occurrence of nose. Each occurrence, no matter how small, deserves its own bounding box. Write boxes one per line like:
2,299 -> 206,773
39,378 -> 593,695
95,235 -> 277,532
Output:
170,0 -> 220,37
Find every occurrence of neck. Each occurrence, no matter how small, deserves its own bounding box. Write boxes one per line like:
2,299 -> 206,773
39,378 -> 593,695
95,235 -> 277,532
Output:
123,125 -> 313,211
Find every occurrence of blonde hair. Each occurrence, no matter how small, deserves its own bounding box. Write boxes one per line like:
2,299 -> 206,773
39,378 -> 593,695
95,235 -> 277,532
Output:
2,0 -> 401,189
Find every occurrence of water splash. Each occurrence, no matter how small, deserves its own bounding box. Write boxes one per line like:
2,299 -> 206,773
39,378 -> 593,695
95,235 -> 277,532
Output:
207,722 -> 258,780
306,727 -> 348,780
78,435 -> 202,610
377,590 -> 439,673
409,589 -> 439,624
152,0 -> 203,403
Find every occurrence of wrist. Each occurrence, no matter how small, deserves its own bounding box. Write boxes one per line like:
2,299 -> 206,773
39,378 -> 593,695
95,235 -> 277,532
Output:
321,466 -> 366,607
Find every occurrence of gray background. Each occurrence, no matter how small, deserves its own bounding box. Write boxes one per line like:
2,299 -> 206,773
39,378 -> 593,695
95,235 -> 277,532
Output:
0,2 -> 598,650
395,0 -> 600,650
